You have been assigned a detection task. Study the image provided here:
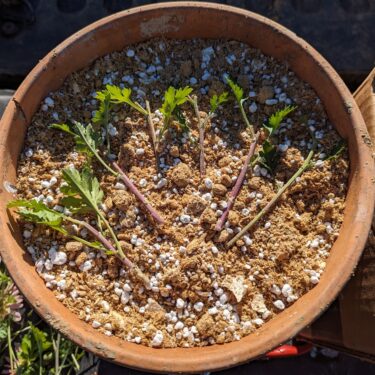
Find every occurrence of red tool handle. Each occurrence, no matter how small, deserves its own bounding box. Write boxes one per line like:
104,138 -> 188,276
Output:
266,343 -> 313,358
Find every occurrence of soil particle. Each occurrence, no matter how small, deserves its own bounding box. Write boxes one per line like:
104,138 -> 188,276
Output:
212,183 -> 227,196
65,241 -> 83,253
111,191 -> 133,211
200,208 -> 217,225
169,162 -> 191,188
196,313 -> 215,337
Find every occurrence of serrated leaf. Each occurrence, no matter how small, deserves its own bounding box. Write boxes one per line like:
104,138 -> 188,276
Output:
61,167 -> 103,214
50,121 -> 102,159
210,92 -> 229,113
258,140 -> 280,174
174,86 -> 193,105
8,199 -> 64,228
225,77 -> 243,103
93,89 -> 111,125
174,108 -> 190,134
74,122 -> 103,157
106,84 -> 147,115
160,86 -> 193,119
50,123 -> 76,136
60,196 -> 92,214
159,86 -> 193,141
31,325 -> 52,352
264,105 -> 296,136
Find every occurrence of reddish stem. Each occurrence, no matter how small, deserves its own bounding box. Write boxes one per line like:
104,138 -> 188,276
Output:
215,132 -> 260,231
199,122 -> 206,177
112,162 -> 164,225
145,100 -> 158,167
77,220 -> 134,269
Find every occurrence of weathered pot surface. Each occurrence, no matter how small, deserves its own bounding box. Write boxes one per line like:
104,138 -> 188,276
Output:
0,2 -> 373,373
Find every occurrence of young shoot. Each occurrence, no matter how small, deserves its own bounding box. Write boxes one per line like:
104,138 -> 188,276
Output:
189,92 -> 228,177
225,76 -> 255,139
215,79 -> 259,231
158,86 -> 193,149
258,105 -> 296,173
50,121 -> 164,225
97,85 -> 159,163
215,133 -> 260,232
93,89 -> 111,154
8,167 -> 152,284
7,167 -> 134,268
228,136 -> 317,248
105,84 -> 147,115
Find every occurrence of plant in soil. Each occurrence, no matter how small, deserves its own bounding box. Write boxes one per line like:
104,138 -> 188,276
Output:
228,137 -> 317,247
215,77 -> 259,231
8,39 -> 350,349
257,105 -> 296,173
228,121 -> 346,247
7,167 -> 149,285
215,78 -> 299,235
50,120 -> 164,225
158,86 -> 194,148
188,92 -> 228,177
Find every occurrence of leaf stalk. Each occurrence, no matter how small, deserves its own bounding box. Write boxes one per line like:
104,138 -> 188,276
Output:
227,145 -> 315,247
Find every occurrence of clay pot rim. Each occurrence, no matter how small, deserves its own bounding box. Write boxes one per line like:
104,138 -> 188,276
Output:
0,2 -> 374,373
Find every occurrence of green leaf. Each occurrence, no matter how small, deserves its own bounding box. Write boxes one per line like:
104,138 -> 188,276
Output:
60,196 -> 92,214
8,199 -> 64,228
160,86 -> 193,119
31,325 -> 52,352
20,333 -> 32,357
264,105 -> 296,136
159,86 -> 193,141
174,86 -> 193,105
210,92 -> 229,113
174,108 -> 197,144
258,140 -> 280,174
50,121 -> 102,159
174,108 -> 191,134
74,122 -> 103,157
93,89 -> 111,125
61,167 -> 103,214
106,84 -> 147,115
50,123 -> 76,136
0,320 -> 8,341
225,77 -> 243,103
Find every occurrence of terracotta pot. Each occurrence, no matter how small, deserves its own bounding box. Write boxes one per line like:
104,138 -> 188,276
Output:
0,2 -> 374,373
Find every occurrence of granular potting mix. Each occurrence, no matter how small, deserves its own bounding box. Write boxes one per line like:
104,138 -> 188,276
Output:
11,39 -> 349,348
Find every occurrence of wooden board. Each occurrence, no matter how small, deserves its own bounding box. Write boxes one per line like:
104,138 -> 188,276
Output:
301,68 -> 375,361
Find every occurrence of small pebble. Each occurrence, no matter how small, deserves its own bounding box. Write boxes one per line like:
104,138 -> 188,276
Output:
194,302 -> 204,312
92,320 -> 101,329
176,298 -> 185,309
249,102 -> 257,113
151,331 -> 164,347
273,300 -> 285,310
115,182 -> 126,190
126,49 -> 135,57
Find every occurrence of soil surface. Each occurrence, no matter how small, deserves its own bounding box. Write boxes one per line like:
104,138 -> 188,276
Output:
13,39 -> 348,348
